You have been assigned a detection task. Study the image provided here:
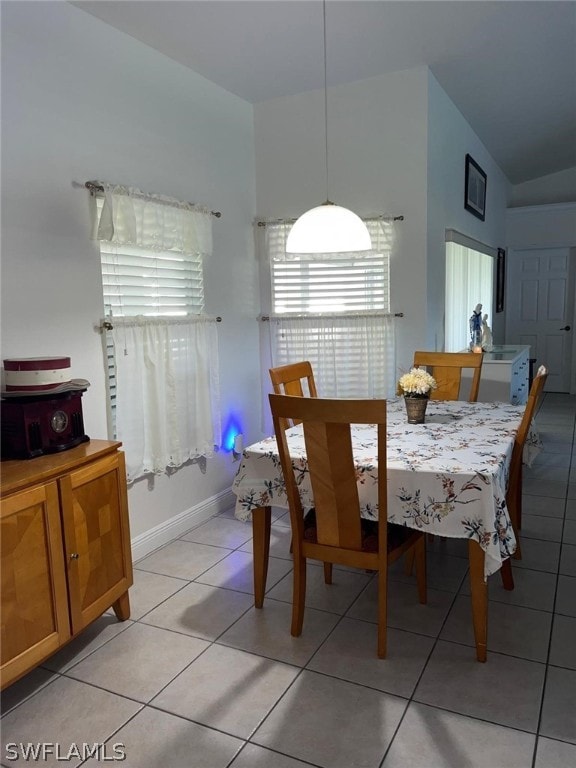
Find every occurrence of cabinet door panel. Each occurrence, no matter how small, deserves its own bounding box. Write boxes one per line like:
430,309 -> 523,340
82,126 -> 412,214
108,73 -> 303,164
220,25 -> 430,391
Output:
60,452 -> 133,634
1,483 -> 70,688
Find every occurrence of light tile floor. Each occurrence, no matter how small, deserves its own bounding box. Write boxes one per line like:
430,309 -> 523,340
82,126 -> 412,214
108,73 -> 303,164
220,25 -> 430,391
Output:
2,394 -> 575,768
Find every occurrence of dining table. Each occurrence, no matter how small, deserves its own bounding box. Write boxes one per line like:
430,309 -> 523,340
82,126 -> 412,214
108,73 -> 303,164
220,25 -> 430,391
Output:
232,398 -> 541,662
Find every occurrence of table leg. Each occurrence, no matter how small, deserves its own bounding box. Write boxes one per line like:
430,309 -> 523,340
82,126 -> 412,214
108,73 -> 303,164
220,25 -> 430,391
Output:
500,558 -> 514,590
252,506 -> 271,609
468,540 -> 488,663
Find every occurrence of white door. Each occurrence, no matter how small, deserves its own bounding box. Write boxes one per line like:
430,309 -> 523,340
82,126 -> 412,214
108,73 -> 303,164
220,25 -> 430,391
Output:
506,248 -> 574,392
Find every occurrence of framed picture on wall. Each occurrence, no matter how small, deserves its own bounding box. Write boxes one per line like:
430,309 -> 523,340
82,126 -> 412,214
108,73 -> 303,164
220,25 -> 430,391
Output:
496,248 -> 506,312
464,154 -> 487,221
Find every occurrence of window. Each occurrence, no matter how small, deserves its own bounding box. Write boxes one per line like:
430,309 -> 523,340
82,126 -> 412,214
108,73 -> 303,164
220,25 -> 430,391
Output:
261,219 -> 398,406
445,231 -> 494,352
91,183 -> 220,482
97,193 -> 205,433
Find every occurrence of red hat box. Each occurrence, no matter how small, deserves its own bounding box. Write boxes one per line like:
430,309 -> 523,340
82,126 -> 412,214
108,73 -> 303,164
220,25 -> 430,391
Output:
2,357 -> 90,396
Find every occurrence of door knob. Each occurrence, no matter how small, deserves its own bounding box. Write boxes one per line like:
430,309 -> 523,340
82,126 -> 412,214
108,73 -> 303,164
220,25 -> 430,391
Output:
560,325 -> 571,331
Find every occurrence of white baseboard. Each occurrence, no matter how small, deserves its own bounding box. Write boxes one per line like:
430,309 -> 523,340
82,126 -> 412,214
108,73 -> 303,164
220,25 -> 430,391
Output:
130,488 -> 236,563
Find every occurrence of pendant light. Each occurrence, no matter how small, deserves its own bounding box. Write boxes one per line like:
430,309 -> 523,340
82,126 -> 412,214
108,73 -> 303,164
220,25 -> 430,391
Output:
286,0 -> 372,254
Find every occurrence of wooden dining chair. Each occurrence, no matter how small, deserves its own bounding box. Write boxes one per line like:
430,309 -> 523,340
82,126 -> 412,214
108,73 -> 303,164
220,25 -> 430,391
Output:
413,351 -> 484,402
404,351 -> 485,576
269,393 -> 427,658
499,365 -> 548,590
269,361 -> 318,431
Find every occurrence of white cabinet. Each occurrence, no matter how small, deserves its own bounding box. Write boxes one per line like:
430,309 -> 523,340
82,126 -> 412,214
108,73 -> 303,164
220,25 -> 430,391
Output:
461,345 -> 530,404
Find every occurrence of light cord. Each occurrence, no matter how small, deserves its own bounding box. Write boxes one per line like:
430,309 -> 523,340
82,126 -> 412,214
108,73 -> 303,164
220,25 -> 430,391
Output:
323,0 -> 330,204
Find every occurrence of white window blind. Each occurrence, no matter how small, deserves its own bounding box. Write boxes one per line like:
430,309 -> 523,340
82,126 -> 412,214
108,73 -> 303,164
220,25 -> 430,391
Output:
269,220 -> 391,314
101,244 -> 204,317
272,252 -> 389,313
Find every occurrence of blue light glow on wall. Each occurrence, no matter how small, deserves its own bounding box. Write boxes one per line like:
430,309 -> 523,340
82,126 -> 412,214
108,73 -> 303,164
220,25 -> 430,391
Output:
222,414 -> 243,452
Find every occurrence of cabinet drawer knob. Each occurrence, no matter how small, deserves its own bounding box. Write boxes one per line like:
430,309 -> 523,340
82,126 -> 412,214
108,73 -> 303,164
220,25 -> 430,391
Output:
70,553 -> 79,560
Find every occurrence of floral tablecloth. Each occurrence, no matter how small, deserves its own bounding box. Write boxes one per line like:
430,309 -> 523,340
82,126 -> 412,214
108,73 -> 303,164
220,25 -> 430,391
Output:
232,399 -> 539,577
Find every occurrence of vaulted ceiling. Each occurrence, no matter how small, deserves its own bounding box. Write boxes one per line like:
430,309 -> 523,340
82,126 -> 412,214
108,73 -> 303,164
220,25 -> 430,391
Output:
72,1 -> 576,185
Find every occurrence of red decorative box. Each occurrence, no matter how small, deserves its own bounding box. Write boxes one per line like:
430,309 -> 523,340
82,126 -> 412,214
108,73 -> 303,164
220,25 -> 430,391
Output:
1,390 -> 90,460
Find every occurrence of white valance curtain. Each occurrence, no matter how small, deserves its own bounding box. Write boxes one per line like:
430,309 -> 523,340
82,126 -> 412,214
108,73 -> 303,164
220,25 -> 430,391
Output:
110,316 -> 221,483
91,183 -> 220,483
90,182 -> 213,254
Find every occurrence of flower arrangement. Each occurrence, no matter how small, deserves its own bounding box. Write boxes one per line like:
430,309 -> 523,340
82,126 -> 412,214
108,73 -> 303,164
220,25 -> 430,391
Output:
397,367 -> 437,398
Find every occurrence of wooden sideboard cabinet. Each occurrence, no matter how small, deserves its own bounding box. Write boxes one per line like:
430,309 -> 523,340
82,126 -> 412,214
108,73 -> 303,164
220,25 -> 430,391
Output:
1,440 -> 133,690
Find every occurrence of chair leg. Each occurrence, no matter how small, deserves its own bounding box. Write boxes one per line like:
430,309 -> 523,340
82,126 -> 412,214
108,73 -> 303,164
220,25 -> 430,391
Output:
500,558 -> 514,591
377,565 -> 388,658
404,547 -> 415,576
515,465 -> 523,530
405,535 -> 429,579
323,562 -> 333,584
291,555 -> 307,637
414,537 -> 427,604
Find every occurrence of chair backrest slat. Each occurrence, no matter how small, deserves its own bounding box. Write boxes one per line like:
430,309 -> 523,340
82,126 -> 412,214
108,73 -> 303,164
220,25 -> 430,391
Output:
304,420 -> 361,548
269,394 -> 387,555
269,361 -> 318,430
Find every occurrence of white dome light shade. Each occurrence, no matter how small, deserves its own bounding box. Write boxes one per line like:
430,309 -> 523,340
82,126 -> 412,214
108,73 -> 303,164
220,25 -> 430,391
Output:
286,203 -> 372,254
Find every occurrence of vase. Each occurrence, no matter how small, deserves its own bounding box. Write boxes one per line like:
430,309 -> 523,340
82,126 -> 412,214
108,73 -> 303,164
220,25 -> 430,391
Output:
404,395 -> 429,424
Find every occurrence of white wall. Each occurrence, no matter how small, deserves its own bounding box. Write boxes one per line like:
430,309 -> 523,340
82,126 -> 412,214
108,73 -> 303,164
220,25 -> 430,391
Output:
510,167 -> 576,208
427,73 -> 511,348
1,2 -> 259,548
506,203 -> 576,250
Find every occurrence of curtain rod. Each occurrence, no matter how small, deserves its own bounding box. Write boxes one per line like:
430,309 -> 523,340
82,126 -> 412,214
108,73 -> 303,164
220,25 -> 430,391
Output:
260,312 -> 403,321
256,214 -> 404,227
100,315 -> 222,332
84,181 -> 221,218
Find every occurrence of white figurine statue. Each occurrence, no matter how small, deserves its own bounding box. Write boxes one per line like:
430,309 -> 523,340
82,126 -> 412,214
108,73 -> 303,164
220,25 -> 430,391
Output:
481,313 -> 493,351
469,303 -> 483,349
